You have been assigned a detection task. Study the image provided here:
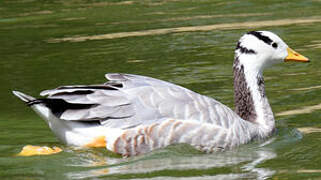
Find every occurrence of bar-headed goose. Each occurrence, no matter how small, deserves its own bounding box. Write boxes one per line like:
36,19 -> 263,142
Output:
13,31 -> 309,156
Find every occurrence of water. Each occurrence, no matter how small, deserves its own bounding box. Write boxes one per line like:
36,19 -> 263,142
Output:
0,0 -> 320,179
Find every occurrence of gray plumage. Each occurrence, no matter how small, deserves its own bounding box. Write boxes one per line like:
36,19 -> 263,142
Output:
41,73 -> 241,130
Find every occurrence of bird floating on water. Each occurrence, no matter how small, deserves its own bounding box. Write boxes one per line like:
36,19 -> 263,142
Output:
13,31 -> 309,156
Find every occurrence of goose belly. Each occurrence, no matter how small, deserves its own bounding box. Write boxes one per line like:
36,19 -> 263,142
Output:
107,119 -> 251,156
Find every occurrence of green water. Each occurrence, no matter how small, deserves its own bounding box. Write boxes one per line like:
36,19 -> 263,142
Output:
1,0 -> 321,179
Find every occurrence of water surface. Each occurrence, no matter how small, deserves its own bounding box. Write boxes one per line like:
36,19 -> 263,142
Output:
0,0 -> 321,179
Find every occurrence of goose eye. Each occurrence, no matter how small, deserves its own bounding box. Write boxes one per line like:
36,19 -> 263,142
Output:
272,42 -> 278,48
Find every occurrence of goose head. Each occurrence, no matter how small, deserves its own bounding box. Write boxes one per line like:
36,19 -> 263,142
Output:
233,31 -> 309,126
235,31 -> 309,73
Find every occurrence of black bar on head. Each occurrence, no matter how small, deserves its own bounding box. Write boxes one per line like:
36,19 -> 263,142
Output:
235,42 -> 257,54
247,31 -> 273,45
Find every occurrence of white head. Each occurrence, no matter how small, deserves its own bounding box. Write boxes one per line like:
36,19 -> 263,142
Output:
235,31 -> 309,73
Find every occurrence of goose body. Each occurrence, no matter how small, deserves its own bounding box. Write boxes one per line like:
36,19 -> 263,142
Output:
13,31 -> 309,156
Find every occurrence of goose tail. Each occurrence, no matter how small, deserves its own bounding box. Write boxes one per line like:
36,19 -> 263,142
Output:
12,90 -> 36,103
13,90 -> 53,122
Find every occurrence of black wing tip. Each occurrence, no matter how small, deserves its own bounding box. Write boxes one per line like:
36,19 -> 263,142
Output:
27,99 -> 45,106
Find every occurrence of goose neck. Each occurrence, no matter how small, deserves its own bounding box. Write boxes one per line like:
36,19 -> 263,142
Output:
233,56 -> 275,137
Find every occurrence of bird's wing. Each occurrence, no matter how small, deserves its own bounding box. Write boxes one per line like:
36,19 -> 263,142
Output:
40,73 -> 240,129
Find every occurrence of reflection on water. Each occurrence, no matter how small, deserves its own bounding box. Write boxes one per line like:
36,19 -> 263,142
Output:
130,175 -> 246,180
67,141 -> 277,179
276,103 -> 321,116
47,17 -> 321,43
242,150 -> 276,180
297,127 -> 321,134
290,85 -> 321,91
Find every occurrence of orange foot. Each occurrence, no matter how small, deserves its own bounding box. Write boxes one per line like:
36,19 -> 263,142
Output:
85,136 -> 106,148
17,145 -> 62,156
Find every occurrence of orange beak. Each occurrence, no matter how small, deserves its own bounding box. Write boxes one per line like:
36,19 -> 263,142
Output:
285,48 -> 309,62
